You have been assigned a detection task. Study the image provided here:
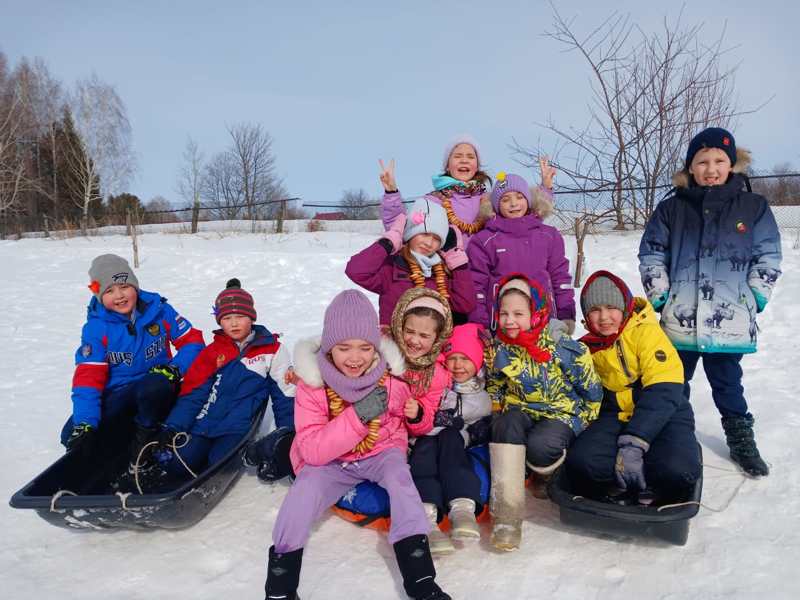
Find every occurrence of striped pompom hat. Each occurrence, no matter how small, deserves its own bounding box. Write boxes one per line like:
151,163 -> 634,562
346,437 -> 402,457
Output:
214,278 -> 257,323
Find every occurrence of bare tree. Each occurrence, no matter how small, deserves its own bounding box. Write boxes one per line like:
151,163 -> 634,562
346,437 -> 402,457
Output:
226,122 -> 282,232
517,7 -> 763,232
176,136 -> 204,232
201,151 -> 244,220
0,69 -> 29,235
63,74 -> 136,233
339,188 -> 378,219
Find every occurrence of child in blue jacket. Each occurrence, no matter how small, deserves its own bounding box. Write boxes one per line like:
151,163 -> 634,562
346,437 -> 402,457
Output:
63,254 -> 204,470
155,279 -> 295,482
639,128 -> 782,476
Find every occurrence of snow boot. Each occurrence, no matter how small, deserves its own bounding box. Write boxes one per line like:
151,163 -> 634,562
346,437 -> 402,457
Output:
721,413 -> 769,477
112,424 -> 163,493
265,545 -> 303,600
244,427 -> 296,483
423,502 -> 455,555
526,449 -> 566,499
393,534 -> 451,600
489,442 -> 526,552
448,497 -> 480,540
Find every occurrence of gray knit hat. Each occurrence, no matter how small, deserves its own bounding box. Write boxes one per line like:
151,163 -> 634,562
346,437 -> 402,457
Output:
88,254 -> 139,299
581,275 -> 625,316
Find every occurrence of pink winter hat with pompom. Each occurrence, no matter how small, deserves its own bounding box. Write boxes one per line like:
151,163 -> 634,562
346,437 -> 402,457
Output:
442,323 -> 485,372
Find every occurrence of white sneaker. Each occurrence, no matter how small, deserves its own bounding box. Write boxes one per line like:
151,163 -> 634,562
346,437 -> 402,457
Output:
448,498 -> 480,540
423,502 -> 455,555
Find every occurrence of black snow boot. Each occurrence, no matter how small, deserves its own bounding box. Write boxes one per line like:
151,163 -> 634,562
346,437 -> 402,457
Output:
265,545 -> 302,600
113,424 -> 165,493
393,535 -> 451,600
721,413 -> 769,477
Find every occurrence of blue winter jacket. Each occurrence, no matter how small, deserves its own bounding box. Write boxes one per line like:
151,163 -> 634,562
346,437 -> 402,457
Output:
164,325 -> 295,438
638,173 -> 782,353
71,290 -> 205,427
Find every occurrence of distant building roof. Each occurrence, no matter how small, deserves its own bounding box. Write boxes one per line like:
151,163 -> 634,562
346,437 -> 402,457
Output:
313,211 -> 348,220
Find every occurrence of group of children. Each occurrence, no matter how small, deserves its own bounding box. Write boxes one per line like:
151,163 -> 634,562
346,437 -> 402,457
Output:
61,127 -> 782,600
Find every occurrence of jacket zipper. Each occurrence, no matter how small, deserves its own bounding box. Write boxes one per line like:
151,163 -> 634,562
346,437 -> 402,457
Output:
615,340 -> 633,380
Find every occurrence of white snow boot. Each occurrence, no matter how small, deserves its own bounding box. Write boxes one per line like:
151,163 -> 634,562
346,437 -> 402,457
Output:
490,442 -> 526,552
423,502 -> 455,555
448,497 -> 480,540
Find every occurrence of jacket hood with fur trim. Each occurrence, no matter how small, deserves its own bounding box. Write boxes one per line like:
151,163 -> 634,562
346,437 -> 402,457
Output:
293,335 -> 406,388
672,147 -> 752,189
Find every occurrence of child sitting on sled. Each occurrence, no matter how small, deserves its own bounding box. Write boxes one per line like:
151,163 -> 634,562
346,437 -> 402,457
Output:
63,254 -> 204,475
565,271 -> 702,505
149,279 -> 294,490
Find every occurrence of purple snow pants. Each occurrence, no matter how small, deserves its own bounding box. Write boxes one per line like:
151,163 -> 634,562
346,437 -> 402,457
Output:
272,447 -> 429,551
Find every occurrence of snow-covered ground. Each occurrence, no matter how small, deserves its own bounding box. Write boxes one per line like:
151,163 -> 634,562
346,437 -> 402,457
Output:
1,227 -> 797,600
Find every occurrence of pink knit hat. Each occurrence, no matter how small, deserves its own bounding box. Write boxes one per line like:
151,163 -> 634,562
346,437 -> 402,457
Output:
320,289 -> 381,355
442,323 -> 485,372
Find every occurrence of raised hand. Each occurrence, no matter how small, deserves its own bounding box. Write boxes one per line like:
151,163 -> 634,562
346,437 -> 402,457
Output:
539,155 -> 556,190
404,397 -> 421,420
379,159 -> 397,192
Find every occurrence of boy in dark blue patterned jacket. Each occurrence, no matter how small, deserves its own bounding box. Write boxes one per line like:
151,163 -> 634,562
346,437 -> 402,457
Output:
64,254 -> 205,470
639,128 -> 782,476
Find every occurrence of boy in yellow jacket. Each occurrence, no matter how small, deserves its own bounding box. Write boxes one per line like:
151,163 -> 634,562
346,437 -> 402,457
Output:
565,271 -> 701,504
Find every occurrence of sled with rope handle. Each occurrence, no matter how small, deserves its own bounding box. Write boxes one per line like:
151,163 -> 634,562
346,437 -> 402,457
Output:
8,406 -> 267,531
332,443 -> 492,532
548,445 -> 703,546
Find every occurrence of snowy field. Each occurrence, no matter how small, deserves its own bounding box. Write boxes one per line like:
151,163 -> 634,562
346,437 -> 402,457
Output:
1,227 -> 797,600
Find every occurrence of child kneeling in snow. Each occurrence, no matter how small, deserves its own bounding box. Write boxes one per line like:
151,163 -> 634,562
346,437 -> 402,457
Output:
565,271 -> 702,505
151,279 -> 294,489
488,274 -> 602,551
266,290 -> 450,600
409,322 -> 492,554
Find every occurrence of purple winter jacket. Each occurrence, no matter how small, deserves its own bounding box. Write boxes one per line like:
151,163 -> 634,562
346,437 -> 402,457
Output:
381,190 -> 484,246
345,241 -> 477,325
466,214 -> 575,327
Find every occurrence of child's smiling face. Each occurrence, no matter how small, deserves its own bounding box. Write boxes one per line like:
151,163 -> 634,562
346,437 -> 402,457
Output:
445,352 -> 477,383
101,283 -> 138,316
447,143 -> 479,183
407,232 -> 442,257
402,314 -> 439,359
689,147 -> 732,186
498,292 -> 531,339
586,305 -> 624,336
330,339 -> 377,378
498,191 -> 529,219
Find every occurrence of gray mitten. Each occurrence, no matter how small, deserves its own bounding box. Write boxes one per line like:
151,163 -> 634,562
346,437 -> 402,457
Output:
614,434 -> 649,491
352,387 -> 388,424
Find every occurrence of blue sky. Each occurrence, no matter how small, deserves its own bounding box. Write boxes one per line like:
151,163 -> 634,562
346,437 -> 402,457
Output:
3,1 -> 798,211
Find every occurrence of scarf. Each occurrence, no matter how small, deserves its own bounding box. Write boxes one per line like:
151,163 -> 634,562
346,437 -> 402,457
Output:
317,352 -> 387,404
496,310 -> 552,363
410,249 -> 442,277
431,175 -> 486,196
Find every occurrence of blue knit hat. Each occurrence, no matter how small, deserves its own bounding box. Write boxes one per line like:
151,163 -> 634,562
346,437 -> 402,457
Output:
490,172 -> 531,212
685,127 -> 736,168
403,197 -> 449,243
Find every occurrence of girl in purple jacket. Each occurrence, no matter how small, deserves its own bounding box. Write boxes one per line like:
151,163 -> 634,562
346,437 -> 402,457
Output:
345,197 -> 476,325
467,172 -> 576,334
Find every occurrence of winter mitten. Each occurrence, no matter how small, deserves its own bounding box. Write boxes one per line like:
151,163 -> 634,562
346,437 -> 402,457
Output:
352,386 -> 388,424
149,363 -> 182,393
433,408 -> 464,431
440,225 -> 468,270
66,423 -> 97,459
466,415 -> 492,447
614,435 -> 649,491
562,319 -> 576,336
380,213 -> 406,255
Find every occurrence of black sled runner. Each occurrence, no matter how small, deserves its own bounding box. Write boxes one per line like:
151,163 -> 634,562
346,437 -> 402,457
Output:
9,407 -> 266,531
549,446 -> 703,546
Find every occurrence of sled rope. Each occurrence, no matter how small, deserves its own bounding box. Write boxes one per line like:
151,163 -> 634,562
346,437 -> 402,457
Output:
49,489 -> 77,511
116,491 -> 132,510
133,432 -> 197,495
657,475 -> 746,513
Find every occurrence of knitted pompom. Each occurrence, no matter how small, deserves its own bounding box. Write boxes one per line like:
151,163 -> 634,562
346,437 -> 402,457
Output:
225,278 -> 241,289
496,171 -> 507,183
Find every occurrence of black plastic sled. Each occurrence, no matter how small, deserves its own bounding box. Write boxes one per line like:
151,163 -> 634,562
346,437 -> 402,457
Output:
9,408 -> 266,531
549,447 -> 703,546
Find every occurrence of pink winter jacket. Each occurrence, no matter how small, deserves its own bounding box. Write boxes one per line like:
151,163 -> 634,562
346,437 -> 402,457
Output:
406,356 -> 452,438
289,335 -> 426,474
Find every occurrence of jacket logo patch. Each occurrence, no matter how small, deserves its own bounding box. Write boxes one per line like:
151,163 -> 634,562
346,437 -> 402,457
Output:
496,248 -> 507,253
81,344 -> 92,357
735,221 -> 747,233
147,323 -> 161,336
145,337 -> 166,360
216,354 -> 227,368
654,349 -> 667,362
106,351 -> 133,366
242,353 -> 270,377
